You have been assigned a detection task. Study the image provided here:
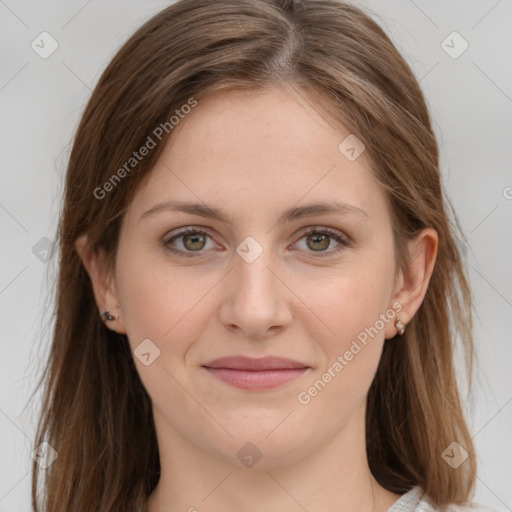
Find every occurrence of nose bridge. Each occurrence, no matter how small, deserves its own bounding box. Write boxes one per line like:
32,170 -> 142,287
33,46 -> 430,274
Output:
218,233 -> 293,337
234,233 -> 278,299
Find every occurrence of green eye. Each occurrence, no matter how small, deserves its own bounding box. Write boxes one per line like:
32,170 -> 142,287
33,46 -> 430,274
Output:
163,226 -> 350,259
293,228 -> 349,257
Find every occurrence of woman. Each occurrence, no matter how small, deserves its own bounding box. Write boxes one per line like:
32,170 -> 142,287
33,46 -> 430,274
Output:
31,1 -> 499,511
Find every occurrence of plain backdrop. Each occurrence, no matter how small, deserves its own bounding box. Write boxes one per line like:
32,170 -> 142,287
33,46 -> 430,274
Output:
1,1 -> 511,510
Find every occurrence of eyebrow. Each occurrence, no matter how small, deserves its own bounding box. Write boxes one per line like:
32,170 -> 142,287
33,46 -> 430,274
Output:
139,200 -> 368,224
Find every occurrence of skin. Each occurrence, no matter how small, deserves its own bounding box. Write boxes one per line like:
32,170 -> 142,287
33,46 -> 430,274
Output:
76,85 -> 438,512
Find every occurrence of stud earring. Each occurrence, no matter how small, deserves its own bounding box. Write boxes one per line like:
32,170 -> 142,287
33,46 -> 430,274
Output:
101,309 -> 115,322
395,317 -> 405,336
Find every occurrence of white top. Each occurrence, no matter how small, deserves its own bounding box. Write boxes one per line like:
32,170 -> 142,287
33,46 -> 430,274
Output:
387,486 -> 503,512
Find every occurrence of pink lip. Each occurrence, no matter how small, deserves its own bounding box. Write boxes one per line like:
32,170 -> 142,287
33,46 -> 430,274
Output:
202,356 -> 310,390
204,368 -> 308,390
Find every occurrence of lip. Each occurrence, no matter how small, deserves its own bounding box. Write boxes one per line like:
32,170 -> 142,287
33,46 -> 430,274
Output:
201,356 -> 310,390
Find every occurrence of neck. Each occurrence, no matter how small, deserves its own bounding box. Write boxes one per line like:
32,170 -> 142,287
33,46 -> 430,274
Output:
146,402 -> 402,512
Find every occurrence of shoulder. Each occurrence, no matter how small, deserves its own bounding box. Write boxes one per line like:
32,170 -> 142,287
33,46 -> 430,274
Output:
445,504 -> 504,512
416,497 -> 504,512
388,487 -> 503,512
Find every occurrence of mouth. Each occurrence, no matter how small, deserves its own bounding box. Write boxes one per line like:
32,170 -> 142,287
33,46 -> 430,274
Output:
201,356 -> 310,390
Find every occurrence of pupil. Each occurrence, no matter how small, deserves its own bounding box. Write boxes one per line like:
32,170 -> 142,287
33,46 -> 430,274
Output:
309,234 -> 329,251
185,233 -> 205,251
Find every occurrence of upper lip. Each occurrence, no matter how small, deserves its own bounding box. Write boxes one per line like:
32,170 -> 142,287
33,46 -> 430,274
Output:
202,356 -> 310,371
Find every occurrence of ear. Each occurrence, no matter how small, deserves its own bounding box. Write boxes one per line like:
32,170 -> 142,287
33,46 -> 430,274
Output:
74,233 -> 127,334
384,227 -> 438,339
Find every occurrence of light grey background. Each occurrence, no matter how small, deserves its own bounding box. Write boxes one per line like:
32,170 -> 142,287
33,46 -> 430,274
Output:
1,1 -> 511,510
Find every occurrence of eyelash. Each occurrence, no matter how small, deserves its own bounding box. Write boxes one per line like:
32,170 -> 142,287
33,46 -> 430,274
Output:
162,226 -> 351,259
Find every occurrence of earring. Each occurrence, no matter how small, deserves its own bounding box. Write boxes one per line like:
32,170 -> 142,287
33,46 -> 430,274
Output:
101,309 -> 115,322
395,317 -> 405,336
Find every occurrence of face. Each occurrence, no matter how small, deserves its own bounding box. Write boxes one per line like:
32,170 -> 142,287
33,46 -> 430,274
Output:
101,86 -> 407,467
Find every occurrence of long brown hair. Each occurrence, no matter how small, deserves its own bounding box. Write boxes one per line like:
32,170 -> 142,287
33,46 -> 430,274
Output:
31,0 -> 477,510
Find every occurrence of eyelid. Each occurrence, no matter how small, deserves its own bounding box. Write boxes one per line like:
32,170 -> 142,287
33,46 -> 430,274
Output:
294,225 -> 352,245
162,225 -> 217,244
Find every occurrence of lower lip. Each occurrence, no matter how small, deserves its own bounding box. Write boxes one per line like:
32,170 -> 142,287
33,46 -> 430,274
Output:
203,367 -> 309,390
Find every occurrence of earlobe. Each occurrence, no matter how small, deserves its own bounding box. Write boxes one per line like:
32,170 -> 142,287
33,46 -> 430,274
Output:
74,234 -> 127,334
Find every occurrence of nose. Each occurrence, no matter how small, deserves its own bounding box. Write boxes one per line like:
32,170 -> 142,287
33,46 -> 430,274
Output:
218,244 -> 293,340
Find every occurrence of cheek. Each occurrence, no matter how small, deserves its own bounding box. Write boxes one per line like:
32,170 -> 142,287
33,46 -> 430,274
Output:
295,265 -> 394,421
114,250 -> 219,408
306,252 -> 395,354
115,245 -> 218,352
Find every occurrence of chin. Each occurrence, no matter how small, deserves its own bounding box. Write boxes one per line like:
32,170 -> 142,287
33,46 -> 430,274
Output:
203,414 -> 315,468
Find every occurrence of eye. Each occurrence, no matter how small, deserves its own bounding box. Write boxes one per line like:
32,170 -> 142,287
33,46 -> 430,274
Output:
163,227 -> 218,258
162,226 -> 351,259
292,227 -> 350,257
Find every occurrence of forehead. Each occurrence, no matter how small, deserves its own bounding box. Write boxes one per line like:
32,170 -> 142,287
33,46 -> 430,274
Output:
168,86 -> 350,162
125,86 -> 389,227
